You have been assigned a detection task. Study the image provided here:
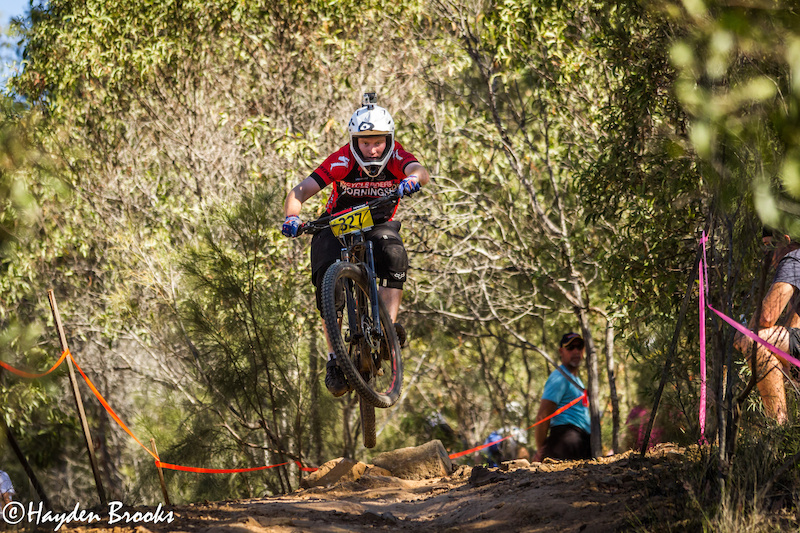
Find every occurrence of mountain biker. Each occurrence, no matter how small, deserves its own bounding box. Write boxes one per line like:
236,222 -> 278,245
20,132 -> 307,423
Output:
281,93 -> 430,397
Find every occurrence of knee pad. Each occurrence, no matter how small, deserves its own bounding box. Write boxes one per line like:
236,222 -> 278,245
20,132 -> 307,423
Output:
375,241 -> 408,289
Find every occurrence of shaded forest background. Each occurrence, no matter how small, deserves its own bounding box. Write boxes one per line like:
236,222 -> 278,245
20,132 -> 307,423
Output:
1,0 -> 800,527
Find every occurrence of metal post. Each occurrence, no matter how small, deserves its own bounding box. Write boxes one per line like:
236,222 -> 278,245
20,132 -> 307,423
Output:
47,290 -> 107,505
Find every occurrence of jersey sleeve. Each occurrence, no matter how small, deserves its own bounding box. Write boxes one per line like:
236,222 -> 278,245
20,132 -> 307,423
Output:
388,141 -> 419,177
310,145 -> 353,188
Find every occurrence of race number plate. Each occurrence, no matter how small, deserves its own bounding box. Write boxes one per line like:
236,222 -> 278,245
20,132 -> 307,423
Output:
329,204 -> 375,237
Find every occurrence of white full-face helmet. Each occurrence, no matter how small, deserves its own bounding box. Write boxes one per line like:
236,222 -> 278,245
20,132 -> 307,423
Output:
348,93 -> 395,178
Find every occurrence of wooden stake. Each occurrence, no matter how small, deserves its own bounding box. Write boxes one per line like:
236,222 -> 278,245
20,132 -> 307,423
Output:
47,290 -> 107,505
150,438 -> 171,505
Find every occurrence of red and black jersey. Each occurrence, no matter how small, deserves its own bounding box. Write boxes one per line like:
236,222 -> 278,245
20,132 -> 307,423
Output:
310,142 -> 418,223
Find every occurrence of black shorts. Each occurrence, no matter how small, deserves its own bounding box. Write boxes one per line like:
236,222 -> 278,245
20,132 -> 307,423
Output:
310,220 -> 408,310
788,327 -> 800,359
542,424 -> 591,461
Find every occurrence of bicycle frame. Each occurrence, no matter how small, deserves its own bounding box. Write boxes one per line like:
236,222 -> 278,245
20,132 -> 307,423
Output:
336,231 -> 383,349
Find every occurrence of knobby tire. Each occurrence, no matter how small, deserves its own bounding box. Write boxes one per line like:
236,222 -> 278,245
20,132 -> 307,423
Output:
321,261 -> 403,409
359,398 -> 376,449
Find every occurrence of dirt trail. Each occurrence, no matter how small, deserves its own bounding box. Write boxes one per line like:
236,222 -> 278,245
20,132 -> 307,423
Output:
63,445 -> 694,533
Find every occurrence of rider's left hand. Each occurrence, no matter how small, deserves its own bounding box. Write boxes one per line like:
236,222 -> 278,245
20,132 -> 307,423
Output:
397,176 -> 421,197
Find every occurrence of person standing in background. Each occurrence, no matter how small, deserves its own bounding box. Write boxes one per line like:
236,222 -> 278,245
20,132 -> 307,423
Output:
734,229 -> 800,424
532,332 -> 592,461
0,470 -> 15,506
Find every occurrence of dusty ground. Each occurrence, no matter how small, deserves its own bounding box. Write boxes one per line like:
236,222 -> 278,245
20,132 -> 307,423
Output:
57,444 -> 698,533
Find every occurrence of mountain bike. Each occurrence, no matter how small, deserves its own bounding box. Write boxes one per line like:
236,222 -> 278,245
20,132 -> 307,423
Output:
299,193 -> 408,448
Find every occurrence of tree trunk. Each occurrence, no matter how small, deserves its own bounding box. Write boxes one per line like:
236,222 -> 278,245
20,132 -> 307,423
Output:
577,304 -> 602,458
1,416 -> 51,510
310,334 -> 322,465
641,248 -> 701,456
604,319 -> 620,453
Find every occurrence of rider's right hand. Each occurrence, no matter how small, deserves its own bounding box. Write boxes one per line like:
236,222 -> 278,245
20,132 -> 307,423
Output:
282,215 -> 301,238
397,176 -> 421,197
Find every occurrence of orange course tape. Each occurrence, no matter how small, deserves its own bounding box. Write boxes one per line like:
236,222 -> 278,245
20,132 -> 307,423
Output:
0,349 -> 69,379
155,461 -> 289,473
295,460 -> 318,472
449,434 -> 512,460
68,352 -> 316,474
69,353 -> 159,460
523,391 -> 588,431
448,391 -> 588,460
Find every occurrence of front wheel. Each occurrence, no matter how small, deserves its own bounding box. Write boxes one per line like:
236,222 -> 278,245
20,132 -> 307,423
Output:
321,261 -> 403,408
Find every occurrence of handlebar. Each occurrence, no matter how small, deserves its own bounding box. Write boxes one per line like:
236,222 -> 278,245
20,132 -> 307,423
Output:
297,191 -> 412,236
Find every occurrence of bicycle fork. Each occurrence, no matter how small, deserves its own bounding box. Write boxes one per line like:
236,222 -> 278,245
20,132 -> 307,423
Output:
338,242 -> 382,344
364,240 -> 383,341
339,249 -> 361,344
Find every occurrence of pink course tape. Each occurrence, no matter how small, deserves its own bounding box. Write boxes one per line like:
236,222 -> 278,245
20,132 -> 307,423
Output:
698,233 -> 708,444
707,304 -> 800,370
700,230 -> 800,370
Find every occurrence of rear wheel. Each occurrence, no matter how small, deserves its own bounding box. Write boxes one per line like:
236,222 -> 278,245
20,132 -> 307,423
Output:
359,398 -> 376,448
321,261 -> 403,408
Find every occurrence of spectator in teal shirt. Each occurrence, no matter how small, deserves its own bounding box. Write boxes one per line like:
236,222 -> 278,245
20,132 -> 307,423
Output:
532,332 -> 591,461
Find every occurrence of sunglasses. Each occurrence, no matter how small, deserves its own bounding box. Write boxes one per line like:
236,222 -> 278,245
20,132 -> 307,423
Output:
565,342 -> 585,351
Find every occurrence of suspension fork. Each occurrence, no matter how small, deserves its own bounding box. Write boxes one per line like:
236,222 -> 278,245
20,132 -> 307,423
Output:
339,248 -> 362,339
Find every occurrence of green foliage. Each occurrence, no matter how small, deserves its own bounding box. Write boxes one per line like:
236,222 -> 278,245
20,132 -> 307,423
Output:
663,0 -> 800,233
0,88 -> 82,506
680,421 -> 800,532
0,0 -> 797,520
3,0 -> 433,503
406,0 -> 644,452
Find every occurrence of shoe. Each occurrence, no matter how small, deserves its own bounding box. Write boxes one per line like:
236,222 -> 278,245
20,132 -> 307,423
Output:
325,359 -> 350,397
394,323 -> 407,348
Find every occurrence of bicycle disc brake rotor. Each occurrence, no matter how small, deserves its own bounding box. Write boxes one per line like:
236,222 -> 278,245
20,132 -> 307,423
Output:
357,314 -> 384,377
361,313 -> 380,351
